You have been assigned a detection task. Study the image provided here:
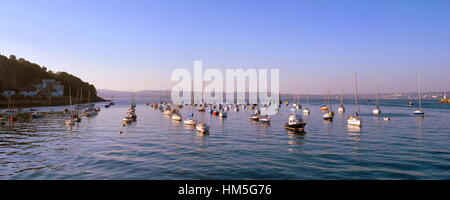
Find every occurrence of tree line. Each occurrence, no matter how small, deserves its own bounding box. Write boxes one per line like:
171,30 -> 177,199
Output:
0,53 -> 99,99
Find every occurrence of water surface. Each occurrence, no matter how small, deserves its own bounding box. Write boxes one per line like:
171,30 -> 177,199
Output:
0,99 -> 449,179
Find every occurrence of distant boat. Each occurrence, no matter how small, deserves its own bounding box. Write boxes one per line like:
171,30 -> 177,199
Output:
219,110 -> 227,118
338,88 -> 345,113
302,90 -> 310,115
439,93 -> 450,104
259,107 -> 271,123
249,109 -> 260,121
413,74 -> 425,117
322,89 -> 334,121
184,118 -> 196,125
259,115 -> 270,124
372,85 -> 382,115
196,122 -> 209,133
284,113 -> 306,132
172,113 -> 182,121
31,112 -> 44,119
163,109 -> 172,115
348,72 -> 362,127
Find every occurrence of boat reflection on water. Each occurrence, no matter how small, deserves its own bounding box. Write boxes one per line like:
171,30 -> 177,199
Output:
287,131 -> 306,146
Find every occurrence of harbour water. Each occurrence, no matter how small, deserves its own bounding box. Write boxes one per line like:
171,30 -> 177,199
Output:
1,99 -> 449,179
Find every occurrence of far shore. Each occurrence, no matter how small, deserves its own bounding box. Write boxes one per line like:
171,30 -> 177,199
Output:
0,96 -> 107,109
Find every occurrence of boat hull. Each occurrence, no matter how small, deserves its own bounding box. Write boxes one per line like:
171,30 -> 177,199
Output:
284,123 -> 306,132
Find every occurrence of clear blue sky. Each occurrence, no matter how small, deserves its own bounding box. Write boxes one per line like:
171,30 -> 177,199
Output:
1,0 -> 449,94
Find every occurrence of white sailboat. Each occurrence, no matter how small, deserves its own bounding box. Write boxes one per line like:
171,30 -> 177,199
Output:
65,86 -> 76,126
302,90 -> 310,115
348,72 -> 362,127
196,122 -> 209,133
413,74 -> 425,117
184,103 -> 197,125
372,85 -> 382,115
338,88 -> 345,113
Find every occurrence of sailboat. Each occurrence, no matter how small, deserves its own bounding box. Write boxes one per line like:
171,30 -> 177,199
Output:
302,90 -> 310,115
322,89 -> 334,121
196,122 -> 210,134
348,72 -> 362,127
65,86 -> 76,126
183,99 -> 197,125
413,74 -> 425,117
338,89 -> 345,113
7,95 -> 18,123
372,85 -> 382,115
259,107 -> 271,123
249,109 -> 260,121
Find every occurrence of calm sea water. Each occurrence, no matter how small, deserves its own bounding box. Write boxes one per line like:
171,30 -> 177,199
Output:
0,98 -> 449,180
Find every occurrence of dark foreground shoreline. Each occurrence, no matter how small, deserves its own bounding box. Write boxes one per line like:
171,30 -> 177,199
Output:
0,96 -> 107,109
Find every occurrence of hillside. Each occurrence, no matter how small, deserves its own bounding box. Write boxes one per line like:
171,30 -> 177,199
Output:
0,53 -> 104,107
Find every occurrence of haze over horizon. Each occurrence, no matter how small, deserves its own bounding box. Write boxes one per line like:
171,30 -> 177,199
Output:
1,0 -> 449,94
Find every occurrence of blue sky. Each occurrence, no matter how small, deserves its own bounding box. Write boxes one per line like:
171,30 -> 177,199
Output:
1,0 -> 449,94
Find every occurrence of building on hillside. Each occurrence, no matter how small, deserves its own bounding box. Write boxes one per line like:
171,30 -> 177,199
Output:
2,91 -> 16,96
34,79 -> 64,97
19,91 -> 39,96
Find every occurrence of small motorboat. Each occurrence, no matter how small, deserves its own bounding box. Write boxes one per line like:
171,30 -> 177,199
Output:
196,122 -> 209,133
95,107 -> 101,112
234,107 -> 239,112
83,109 -> 97,117
31,112 -> 44,119
284,114 -> 306,132
105,104 -> 110,108
383,117 -> 391,121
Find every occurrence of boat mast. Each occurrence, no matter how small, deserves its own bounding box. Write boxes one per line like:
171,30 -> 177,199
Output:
418,74 -> 422,110
69,86 -> 72,106
353,72 -> 360,115
376,84 -> 380,107
340,88 -> 344,106
327,89 -> 332,113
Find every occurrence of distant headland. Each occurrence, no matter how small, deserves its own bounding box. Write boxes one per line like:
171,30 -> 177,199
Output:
0,54 -> 105,108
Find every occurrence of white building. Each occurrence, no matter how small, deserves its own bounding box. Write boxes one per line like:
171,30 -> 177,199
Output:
19,91 -> 39,96
2,91 -> 16,96
37,79 -> 64,97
